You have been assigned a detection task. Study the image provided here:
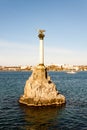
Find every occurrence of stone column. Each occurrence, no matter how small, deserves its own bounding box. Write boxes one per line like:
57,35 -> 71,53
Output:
38,30 -> 45,65
19,29 -> 66,107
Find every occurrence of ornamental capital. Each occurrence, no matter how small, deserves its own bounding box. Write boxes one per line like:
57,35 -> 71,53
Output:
38,30 -> 45,40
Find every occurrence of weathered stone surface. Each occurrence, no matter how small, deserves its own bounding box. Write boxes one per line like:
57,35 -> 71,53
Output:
19,65 -> 66,106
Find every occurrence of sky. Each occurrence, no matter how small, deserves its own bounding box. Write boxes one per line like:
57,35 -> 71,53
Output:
0,0 -> 87,66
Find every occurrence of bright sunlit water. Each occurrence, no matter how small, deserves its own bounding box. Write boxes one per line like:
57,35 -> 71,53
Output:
0,71 -> 87,130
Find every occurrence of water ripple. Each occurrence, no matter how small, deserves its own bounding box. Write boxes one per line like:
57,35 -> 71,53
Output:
0,71 -> 87,130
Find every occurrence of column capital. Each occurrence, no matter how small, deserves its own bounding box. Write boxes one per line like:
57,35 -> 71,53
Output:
38,30 -> 45,40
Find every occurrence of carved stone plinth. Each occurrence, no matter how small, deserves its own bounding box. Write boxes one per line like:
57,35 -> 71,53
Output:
19,65 -> 66,106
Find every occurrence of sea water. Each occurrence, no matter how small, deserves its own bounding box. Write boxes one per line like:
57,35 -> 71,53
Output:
0,71 -> 87,130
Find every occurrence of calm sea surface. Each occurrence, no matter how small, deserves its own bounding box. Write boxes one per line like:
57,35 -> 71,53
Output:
0,71 -> 87,130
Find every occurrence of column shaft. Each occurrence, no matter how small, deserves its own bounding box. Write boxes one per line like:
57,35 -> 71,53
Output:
40,39 -> 44,65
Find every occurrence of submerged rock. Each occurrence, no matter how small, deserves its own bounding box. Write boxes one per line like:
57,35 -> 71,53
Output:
19,64 -> 66,106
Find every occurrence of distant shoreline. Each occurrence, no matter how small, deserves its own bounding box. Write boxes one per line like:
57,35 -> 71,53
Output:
0,64 -> 87,71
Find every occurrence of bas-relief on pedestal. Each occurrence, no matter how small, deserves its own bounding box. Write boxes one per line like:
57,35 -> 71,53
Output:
19,30 -> 66,106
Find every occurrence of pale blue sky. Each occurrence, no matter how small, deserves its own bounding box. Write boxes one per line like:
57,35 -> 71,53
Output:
0,0 -> 87,66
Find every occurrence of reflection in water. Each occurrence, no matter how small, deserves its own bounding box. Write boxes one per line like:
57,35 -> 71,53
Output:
20,104 -> 65,130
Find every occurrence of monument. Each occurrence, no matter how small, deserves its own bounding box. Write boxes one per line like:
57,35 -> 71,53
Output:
19,30 -> 66,106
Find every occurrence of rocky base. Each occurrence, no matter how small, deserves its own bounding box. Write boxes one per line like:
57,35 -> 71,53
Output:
19,65 -> 66,106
